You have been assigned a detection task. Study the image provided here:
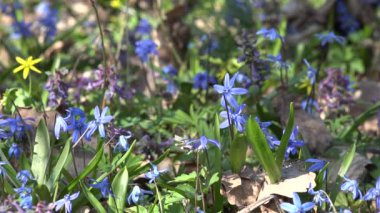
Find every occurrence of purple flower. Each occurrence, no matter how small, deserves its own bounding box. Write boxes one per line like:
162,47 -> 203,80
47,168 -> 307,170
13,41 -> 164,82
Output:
54,192 -> 80,213
11,20 -> 33,39
220,104 -> 247,132
213,73 -> 248,109
135,39 -> 158,62
363,176 -> 380,211
89,177 -> 112,198
193,72 -> 217,90
340,176 -> 362,200
305,158 -> 326,172
303,59 -> 317,85
256,27 -> 283,42
86,106 -> 113,139
280,192 -> 315,213
186,136 -> 221,151
136,18 -> 152,35
145,163 -> 165,184
45,69 -> 69,107
316,32 -> 345,46
8,143 -> 22,159
127,186 -> 153,204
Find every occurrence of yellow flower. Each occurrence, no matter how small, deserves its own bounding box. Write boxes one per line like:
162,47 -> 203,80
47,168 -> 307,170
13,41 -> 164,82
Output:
110,0 -> 121,8
13,56 -> 43,79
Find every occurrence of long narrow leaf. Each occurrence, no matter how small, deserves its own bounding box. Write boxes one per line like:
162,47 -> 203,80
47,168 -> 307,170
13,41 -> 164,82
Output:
80,183 -> 107,213
47,138 -> 71,191
31,121 -> 51,185
275,102 -> 295,167
338,143 -> 356,177
246,117 -> 281,183
108,167 -> 129,212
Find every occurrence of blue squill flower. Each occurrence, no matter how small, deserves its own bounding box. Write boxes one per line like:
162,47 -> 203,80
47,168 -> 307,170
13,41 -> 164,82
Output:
363,176 -> 380,211
54,192 -> 80,213
127,186 -> 153,204
145,163 -> 166,184
305,158 -> 326,173
135,39 -> 158,62
255,117 -> 280,150
64,107 -> 89,143
16,170 -> 33,185
20,194 -> 33,210
193,72 -> 217,90
14,185 -> 32,196
114,134 -> 132,152
301,99 -> 320,114
186,136 -> 221,151
0,116 -> 33,139
8,143 -> 22,159
220,104 -> 247,132
280,192 -> 315,213
213,73 -> 248,109
256,27 -> 283,42
308,185 -> 329,207
303,59 -> 317,85
285,127 -> 305,159
11,20 -> 33,39
89,177 -> 112,198
136,18 -> 152,35
55,115 -> 68,140
86,106 -> 113,139
162,65 -> 178,76
341,176 -> 362,200
0,161 -> 7,177
316,32 -> 345,46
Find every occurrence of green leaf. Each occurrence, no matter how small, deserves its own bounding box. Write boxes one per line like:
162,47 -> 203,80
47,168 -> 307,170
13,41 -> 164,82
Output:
316,162 -> 329,189
108,167 -> 129,212
338,143 -> 356,177
67,142 -> 104,192
170,172 -> 196,183
31,121 -> 51,185
230,135 -> 247,173
80,183 -> 106,213
246,117 -> 281,183
0,148 -> 20,187
47,138 -> 71,191
33,184 -> 52,202
275,102 -> 295,167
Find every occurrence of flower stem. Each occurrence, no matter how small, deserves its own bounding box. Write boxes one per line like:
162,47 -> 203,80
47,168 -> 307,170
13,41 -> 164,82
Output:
194,151 -> 200,212
154,180 -> 164,213
223,94 -> 234,141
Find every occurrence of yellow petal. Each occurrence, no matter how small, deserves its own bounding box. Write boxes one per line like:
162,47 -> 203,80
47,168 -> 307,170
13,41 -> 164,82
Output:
30,65 -> 42,74
23,67 -> 30,79
13,65 -> 24,73
15,57 -> 26,64
31,58 -> 42,64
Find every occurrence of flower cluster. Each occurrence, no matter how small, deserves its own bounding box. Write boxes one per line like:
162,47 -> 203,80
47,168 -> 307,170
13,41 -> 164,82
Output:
15,170 -> 34,210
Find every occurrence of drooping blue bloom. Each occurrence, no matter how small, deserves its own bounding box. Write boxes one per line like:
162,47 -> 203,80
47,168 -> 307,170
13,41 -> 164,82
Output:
136,18 -> 152,35
0,116 -> 33,139
308,185 -> 329,207
303,59 -> 317,85
16,170 -> 33,185
54,192 -> 80,213
11,20 -> 33,39
256,27 -> 283,42
316,32 -> 345,46
14,185 -> 32,196
285,127 -> 305,159
162,65 -> 178,76
255,117 -> 280,149
0,161 -> 7,177
235,73 -> 252,88
128,186 -> 153,204
135,39 -> 158,62
63,107 -> 89,143
340,176 -> 362,200
86,106 -> 113,139
55,115 -> 68,140
363,176 -> 380,211
114,134 -> 132,152
186,136 -> 221,151
213,73 -> 248,109
35,1 -> 58,40
145,163 -> 166,184
220,104 -> 247,132
267,54 -> 290,71
301,99 -> 320,114
20,194 -> 33,210
305,158 -> 326,173
89,177 -> 112,198
280,192 -> 315,213
8,143 -> 22,159
193,72 -> 217,90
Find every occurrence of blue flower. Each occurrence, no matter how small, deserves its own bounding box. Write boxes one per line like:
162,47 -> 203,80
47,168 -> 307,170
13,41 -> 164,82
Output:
89,177 -> 112,198
35,1 -> 58,40
267,54 -> 290,71
255,117 -> 280,149
339,209 -> 352,213
8,143 -> 22,159
363,176 -> 380,211
340,176 -> 362,200
280,192 -> 315,213
316,32 -> 345,46
86,106 -> 113,139
145,163 -> 166,184
114,134 -> 132,152
54,192 -> 80,213
162,65 -> 178,76
285,127 -> 305,159
63,107 -> 89,143
305,158 -> 326,173
16,170 -> 33,185
220,104 -> 247,132
127,186 -> 153,204
14,185 -> 32,196
11,20 -> 33,39
308,186 -> 329,207
301,99 -> 320,114
256,27 -> 283,41
20,194 -> 33,210
0,116 -> 33,139
213,73 -> 248,109
193,72 -> 217,90
303,59 -> 317,85
186,136 -> 221,151
55,115 -> 68,140
0,161 -> 7,177
135,39 -> 158,62
136,18 -> 152,35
